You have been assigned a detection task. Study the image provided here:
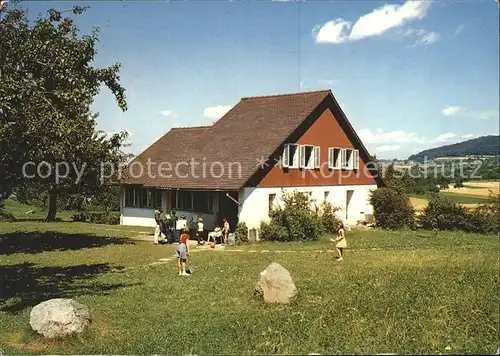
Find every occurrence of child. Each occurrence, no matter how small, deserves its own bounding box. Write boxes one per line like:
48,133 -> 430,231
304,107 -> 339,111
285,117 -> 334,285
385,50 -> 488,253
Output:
222,218 -> 230,245
176,227 -> 191,276
196,217 -> 204,245
335,223 -> 347,261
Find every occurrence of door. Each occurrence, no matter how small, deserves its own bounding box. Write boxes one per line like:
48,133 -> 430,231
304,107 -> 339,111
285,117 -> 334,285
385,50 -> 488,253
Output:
218,192 -> 239,232
346,190 -> 354,221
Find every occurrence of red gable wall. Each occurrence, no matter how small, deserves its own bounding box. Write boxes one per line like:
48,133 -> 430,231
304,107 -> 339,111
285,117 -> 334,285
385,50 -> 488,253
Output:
257,108 -> 377,187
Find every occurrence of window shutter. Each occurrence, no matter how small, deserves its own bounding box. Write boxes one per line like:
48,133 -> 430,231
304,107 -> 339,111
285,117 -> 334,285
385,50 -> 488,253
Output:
328,148 -> 333,169
299,145 -> 306,168
341,149 -> 347,168
314,146 -> 320,168
354,149 -> 359,170
282,144 -> 289,168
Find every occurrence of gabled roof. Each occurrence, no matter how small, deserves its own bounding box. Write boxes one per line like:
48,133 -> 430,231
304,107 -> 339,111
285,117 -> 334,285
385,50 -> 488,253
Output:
121,90 -> 382,190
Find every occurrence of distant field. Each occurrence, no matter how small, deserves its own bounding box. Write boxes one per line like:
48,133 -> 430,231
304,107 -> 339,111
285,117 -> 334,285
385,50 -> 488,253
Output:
442,181 -> 498,198
409,192 -> 489,211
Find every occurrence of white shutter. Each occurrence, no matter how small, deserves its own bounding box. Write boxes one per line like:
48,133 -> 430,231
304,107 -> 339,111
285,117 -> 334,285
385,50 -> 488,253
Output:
299,145 -> 306,168
341,149 -> 347,169
314,146 -> 320,168
328,148 -> 333,169
282,144 -> 289,168
354,149 -> 359,170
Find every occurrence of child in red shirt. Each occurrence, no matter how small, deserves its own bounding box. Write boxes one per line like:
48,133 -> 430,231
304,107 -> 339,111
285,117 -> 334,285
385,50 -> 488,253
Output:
176,228 -> 190,276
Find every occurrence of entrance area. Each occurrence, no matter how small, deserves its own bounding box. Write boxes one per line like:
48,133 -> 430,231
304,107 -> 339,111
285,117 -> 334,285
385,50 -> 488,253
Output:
218,192 -> 239,232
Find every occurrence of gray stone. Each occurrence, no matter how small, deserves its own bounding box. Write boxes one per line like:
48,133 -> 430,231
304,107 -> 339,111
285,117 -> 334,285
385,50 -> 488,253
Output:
255,262 -> 297,304
30,298 -> 91,338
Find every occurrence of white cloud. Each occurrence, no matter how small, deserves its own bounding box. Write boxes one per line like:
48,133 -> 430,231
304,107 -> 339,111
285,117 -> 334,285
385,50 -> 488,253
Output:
401,28 -> 440,46
461,134 -> 475,139
314,0 -> 432,44
357,128 -> 428,145
454,24 -> 465,37
203,105 -> 232,120
434,132 -> 456,143
318,78 -> 339,86
441,105 -> 498,120
415,30 -> 440,45
159,109 -> 178,117
376,145 -> 401,152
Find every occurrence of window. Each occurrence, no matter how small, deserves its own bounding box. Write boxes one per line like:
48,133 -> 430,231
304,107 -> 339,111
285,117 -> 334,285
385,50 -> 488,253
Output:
283,144 -> 299,168
299,145 -> 320,169
171,190 -> 214,212
328,148 -> 341,169
124,188 -> 161,208
268,193 -> 276,215
125,188 -> 135,207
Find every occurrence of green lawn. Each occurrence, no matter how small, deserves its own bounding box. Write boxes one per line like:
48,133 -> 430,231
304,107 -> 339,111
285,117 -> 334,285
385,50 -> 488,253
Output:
0,222 -> 498,355
3,198 -> 76,221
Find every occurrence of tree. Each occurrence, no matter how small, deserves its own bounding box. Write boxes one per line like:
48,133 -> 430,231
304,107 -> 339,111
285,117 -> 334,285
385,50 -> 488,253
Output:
0,2 -> 129,220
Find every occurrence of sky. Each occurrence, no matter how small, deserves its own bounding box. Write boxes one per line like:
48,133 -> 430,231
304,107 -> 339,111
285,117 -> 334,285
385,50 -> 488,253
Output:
20,0 -> 500,159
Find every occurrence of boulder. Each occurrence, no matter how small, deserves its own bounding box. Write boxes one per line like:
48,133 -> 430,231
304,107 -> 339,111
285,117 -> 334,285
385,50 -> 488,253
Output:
30,298 -> 91,338
254,262 -> 297,304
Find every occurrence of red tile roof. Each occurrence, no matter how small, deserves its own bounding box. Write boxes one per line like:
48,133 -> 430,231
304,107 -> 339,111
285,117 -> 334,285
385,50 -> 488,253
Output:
120,90 -> 375,190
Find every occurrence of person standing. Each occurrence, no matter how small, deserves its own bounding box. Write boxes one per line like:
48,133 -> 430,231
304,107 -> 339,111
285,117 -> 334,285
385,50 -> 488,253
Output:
334,223 -> 347,261
196,217 -> 205,245
222,218 -> 230,245
153,207 -> 163,245
176,227 -> 191,276
175,214 -> 187,243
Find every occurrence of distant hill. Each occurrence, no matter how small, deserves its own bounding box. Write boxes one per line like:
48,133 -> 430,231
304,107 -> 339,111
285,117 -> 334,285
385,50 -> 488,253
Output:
408,135 -> 500,162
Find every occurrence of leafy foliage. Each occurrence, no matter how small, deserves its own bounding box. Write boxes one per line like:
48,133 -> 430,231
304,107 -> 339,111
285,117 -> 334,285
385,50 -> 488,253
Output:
0,2 -> 129,220
418,193 -> 499,234
318,201 -> 343,233
234,221 -> 249,244
259,190 -> 329,242
369,188 -> 415,230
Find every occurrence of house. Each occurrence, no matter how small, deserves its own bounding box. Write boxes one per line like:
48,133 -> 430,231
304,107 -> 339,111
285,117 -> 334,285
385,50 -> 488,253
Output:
118,90 -> 383,234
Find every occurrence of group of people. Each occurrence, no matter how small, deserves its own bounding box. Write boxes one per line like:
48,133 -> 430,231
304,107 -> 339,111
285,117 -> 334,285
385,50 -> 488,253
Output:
153,207 -> 232,246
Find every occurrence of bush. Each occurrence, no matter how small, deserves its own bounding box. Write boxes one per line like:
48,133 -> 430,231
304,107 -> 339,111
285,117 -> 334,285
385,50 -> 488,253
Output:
71,211 -> 120,225
419,194 -> 474,232
259,190 -> 323,242
235,221 -> 249,244
318,201 -> 343,234
369,188 -> 415,229
71,212 -> 87,222
471,193 -> 500,234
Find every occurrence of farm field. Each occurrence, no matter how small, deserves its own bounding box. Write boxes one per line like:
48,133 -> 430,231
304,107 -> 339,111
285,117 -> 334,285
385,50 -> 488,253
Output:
1,221 -> 498,355
409,180 -> 498,211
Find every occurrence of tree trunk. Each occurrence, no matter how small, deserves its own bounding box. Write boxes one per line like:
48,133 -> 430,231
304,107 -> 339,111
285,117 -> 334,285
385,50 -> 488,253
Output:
46,188 -> 57,222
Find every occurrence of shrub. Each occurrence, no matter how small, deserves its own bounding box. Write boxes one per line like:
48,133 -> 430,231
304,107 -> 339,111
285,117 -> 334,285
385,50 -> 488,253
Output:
235,221 -> 249,244
259,190 -> 323,242
318,201 -> 343,234
369,188 -> 415,229
472,192 -> 500,234
71,212 -> 87,222
106,212 -> 120,225
419,194 -> 479,232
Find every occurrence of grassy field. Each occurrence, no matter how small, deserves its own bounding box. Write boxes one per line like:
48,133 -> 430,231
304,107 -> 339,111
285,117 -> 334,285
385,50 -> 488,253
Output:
3,198 -> 76,221
1,221 -> 498,355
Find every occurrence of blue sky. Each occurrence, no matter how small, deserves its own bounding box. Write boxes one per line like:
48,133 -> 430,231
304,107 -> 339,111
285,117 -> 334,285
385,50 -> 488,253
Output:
22,0 -> 499,159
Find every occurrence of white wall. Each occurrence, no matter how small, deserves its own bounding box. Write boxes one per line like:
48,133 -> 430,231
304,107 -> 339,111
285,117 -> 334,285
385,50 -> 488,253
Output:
238,184 -> 377,229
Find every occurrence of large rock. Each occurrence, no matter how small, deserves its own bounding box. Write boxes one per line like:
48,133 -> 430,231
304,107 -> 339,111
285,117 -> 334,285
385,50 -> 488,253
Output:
254,262 -> 297,304
30,298 -> 91,338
